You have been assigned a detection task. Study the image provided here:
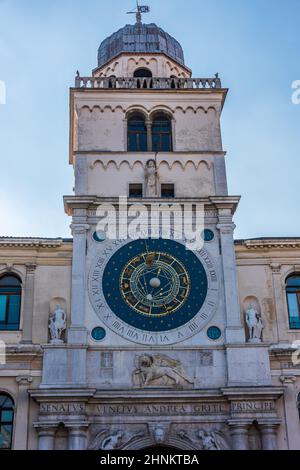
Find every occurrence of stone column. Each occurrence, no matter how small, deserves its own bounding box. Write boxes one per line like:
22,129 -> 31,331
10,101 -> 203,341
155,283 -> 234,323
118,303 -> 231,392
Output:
259,424 -> 278,450
13,376 -> 33,449
216,210 -> 245,343
22,264 -> 37,343
146,119 -> 152,151
228,423 -> 249,450
68,223 -> 89,345
67,425 -> 88,450
37,426 -> 56,450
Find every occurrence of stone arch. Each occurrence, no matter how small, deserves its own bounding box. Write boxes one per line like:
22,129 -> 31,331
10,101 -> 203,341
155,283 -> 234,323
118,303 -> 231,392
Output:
149,106 -> 174,121
0,267 -> 24,284
122,436 -> 198,451
125,106 -> 149,121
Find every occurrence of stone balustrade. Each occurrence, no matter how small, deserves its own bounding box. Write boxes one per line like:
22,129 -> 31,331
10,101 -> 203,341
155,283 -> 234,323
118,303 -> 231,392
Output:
74,75 -> 222,89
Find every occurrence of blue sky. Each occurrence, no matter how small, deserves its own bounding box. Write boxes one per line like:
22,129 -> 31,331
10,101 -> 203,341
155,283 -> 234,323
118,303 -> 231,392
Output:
0,0 -> 299,239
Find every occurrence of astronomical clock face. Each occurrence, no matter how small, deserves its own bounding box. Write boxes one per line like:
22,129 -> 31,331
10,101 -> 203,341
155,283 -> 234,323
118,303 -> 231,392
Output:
89,238 -> 219,346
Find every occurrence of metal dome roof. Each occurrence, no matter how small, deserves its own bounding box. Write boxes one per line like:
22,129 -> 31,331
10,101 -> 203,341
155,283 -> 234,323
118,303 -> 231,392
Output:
97,23 -> 185,68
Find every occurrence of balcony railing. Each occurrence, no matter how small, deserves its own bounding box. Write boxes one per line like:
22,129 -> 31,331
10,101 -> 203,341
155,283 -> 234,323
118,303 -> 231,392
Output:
74,75 -> 222,90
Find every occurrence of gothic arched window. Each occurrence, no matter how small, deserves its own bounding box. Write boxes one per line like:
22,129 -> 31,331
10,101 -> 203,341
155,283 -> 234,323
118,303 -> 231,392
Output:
0,275 -> 22,331
127,113 -> 148,152
286,275 -> 300,329
0,394 -> 14,450
152,114 -> 173,152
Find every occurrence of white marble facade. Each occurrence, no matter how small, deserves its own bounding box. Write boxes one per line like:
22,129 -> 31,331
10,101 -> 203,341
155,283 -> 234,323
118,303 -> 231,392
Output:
0,19 -> 299,451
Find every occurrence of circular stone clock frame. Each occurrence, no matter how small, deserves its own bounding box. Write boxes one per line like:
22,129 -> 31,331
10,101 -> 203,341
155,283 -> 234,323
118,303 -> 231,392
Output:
88,238 -> 219,346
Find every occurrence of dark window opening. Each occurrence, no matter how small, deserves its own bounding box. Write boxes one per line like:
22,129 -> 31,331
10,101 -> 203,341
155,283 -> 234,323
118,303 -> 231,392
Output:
108,75 -> 116,89
127,114 -> 147,152
0,275 -> 21,331
129,184 -> 143,198
0,394 -> 14,450
161,184 -> 175,198
152,115 -> 172,152
286,275 -> 300,329
133,68 -> 153,78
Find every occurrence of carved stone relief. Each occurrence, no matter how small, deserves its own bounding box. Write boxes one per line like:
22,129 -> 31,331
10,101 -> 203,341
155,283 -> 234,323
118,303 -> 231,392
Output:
177,427 -> 230,450
89,428 -> 146,450
133,354 -> 194,388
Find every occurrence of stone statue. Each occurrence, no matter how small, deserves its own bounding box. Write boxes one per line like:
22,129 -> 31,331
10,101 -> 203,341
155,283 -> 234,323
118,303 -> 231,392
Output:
49,304 -> 67,344
145,159 -> 158,197
245,303 -> 264,343
197,430 -> 230,451
133,354 -> 194,388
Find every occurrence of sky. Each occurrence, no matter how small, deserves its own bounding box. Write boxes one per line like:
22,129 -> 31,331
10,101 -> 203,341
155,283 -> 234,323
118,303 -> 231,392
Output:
0,0 -> 299,240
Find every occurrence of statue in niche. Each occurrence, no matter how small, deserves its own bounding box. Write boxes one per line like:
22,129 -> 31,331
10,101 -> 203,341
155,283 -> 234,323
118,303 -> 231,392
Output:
197,429 -> 230,451
133,354 -> 194,388
145,159 -> 158,197
49,304 -> 67,344
245,303 -> 264,343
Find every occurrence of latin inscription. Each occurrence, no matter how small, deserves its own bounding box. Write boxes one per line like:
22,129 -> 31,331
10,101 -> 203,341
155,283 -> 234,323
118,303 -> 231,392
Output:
40,403 -> 85,414
94,402 -> 228,416
231,401 -> 276,413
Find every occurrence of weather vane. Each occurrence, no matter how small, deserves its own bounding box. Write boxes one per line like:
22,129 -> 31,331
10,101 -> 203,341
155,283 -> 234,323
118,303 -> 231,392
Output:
127,1 -> 150,24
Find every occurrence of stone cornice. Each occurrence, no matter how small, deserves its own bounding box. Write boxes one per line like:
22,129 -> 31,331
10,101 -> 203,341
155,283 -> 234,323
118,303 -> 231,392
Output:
235,239 -> 300,250
63,195 -> 241,216
6,344 -> 43,355
0,238 -> 71,248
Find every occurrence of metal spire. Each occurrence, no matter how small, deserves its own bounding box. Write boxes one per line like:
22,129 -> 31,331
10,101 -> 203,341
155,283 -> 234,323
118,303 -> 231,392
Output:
127,1 -> 150,24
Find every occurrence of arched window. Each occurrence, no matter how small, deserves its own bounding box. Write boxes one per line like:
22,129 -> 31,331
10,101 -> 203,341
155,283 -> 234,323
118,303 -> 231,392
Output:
286,275 -> 300,329
133,68 -> 152,78
152,114 -> 173,152
0,275 -> 22,331
0,394 -> 14,450
127,113 -> 148,152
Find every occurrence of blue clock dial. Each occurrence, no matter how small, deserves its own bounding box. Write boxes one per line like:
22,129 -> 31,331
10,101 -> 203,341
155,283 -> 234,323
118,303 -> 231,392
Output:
102,238 -> 208,332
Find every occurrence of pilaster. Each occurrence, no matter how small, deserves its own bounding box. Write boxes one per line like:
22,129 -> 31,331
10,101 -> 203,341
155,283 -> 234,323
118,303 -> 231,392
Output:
216,207 -> 244,343
21,264 -> 37,343
13,375 -> 33,449
68,222 -> 89,345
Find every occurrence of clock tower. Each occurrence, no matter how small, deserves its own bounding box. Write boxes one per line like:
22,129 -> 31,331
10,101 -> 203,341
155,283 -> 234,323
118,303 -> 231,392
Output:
37,11 -> 282,451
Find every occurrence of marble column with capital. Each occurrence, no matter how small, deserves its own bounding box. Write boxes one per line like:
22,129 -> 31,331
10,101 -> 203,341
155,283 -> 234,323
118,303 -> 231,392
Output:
68,223 -> 89,345
13,376 -> 33,449
67,426 -> 88,450
37,426 -> 57,450
22,264 -> 37,343
229,423 -> 249,450
259,424 -> 278,450
216,211 -> 245,343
